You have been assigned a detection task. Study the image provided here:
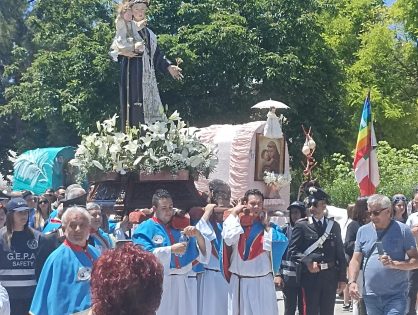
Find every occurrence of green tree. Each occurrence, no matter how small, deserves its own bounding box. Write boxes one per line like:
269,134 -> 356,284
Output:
319,0 -> 418,149
318,141 -> 418,207
0,0 -> 29,173
154,0 -> 350,163
2,0 -> 117,136
1,0 -> 351,173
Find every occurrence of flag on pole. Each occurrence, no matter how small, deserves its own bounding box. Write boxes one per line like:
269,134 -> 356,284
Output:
353,93 -> 380,196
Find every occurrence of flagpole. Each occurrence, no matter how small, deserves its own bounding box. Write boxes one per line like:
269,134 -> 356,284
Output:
368,91 -> 372,196
368,123 -> 372,197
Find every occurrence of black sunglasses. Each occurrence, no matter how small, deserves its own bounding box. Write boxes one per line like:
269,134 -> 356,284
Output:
39,200 -> 49,205
367,207 -> 388,217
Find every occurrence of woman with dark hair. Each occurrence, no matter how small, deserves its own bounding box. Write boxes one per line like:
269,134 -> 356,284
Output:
392,194 -> 408,223
0,206 -> 6,229
344,197 -> 370,315
342,204 -> 355,311
0,198 -> 41,315
344,198 -> 370,259
90,243 -> 163,315
29,195 -> 52,231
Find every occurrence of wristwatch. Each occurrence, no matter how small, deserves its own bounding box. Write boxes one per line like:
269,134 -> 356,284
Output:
348,280 -> 356,285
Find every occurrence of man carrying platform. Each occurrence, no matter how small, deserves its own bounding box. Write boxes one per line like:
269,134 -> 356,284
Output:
191,179 -> 232,315
222,189 -> 288,315
132,189 -> 210,315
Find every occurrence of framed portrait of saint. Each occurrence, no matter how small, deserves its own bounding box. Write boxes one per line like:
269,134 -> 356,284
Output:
254,134 -> 285,181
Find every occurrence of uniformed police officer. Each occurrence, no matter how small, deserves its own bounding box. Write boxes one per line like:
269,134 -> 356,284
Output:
276,201 -> 307,315
287,187 -> 347,315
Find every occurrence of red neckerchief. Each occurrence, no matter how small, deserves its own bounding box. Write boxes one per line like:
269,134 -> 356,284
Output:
64,239 -> 94,264
50,217 -> 62,224
152,217 -> 181,268
237,221 -> 264,261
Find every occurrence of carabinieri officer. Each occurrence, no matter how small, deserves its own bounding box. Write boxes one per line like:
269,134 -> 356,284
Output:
287,187 -> 347,315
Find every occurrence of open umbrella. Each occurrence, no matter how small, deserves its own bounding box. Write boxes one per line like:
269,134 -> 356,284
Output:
251,99 -> 289,110
252,100 -> 288,138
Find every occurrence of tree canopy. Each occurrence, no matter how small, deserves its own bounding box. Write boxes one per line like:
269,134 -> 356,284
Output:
0,0 -> 417,185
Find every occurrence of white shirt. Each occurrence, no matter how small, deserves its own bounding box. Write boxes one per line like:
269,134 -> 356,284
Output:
0,284 -> 10,315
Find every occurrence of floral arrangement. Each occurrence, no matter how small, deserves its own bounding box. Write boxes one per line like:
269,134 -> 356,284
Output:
133,111 -> 218,177
0,151 -> 15,192
71,111 -> 218,181
70,115 -> 140,179
263,171 -> 291,189
0,172 -> 12,193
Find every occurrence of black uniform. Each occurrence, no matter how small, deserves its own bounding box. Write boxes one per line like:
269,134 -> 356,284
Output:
288,217 -> 347,315
280,224 -> 304,315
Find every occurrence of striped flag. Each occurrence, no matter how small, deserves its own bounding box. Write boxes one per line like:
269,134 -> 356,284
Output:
353,93 -> 380,196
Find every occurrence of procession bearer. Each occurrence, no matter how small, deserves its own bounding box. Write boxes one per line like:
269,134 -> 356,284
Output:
222,189 -> 288,315
287,187 -> 347,315
133,189 -> 210,315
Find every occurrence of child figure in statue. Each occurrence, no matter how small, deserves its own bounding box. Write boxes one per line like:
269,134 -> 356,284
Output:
110,0 -> 183,131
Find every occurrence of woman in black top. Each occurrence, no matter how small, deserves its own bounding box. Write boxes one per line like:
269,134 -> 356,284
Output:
344,198 -> 370,259
392,194 -> 408,223
0,198 -> 41,315
344,198 -> 370,312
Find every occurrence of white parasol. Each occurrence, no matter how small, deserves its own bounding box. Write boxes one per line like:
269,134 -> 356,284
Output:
252,100 -> 288,138
251,99 -> 289,110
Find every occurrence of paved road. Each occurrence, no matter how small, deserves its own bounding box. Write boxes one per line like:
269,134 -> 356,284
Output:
277,291 -> 347,315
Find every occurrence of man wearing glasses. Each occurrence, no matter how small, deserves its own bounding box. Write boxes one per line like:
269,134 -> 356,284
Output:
348,194 -> 418,315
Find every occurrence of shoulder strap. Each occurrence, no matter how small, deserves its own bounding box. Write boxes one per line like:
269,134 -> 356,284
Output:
34,230 -> 41,242
365,220 -> 394,260
303,219 -> 334,256
362,220 -> 394,293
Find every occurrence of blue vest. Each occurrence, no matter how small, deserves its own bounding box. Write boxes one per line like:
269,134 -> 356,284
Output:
30,242 -> 99,315
133,218 -> 199,269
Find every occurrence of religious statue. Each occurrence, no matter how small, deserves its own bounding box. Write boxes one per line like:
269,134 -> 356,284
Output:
110,0 -> 183,131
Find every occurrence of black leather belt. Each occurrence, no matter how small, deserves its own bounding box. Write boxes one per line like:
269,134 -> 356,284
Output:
169,274 -> 197,278
232,272 -> 272,279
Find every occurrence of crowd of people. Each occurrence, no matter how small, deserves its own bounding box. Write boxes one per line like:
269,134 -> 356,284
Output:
0,182 -> 418,315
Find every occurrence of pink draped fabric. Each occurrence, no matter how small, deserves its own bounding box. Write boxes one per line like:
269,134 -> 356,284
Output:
194,125 -> 225,193
229,122 -> 265,200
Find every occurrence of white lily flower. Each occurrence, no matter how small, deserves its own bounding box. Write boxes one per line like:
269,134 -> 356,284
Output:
165,141 -> 177,152
109,144 -> 121,155
124,141 -> 139,155
190,155 -> 204,168
92,160 -> 104,170
169,110 -> 180,121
